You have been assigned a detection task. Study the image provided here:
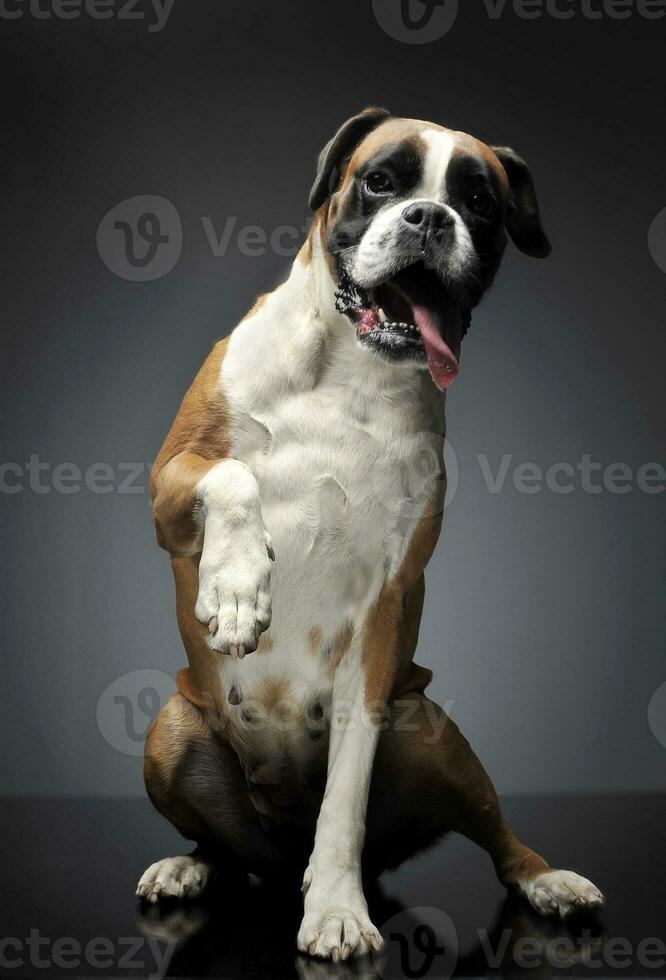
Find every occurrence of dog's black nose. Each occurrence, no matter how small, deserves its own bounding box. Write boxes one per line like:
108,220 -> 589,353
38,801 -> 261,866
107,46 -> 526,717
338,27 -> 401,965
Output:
402,202 -> 453,231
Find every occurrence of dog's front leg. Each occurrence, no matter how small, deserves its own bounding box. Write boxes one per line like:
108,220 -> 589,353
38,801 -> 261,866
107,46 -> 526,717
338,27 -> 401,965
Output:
297,651 -> 383,961
153,452 -> 274,657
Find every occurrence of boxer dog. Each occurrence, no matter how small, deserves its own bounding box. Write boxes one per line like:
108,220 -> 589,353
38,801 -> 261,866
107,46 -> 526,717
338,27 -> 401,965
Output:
137,109 -> 603,960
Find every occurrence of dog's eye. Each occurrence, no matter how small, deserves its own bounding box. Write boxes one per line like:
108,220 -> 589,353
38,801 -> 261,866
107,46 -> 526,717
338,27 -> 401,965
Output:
365,171 -> 394,195
468,192 -> 496,219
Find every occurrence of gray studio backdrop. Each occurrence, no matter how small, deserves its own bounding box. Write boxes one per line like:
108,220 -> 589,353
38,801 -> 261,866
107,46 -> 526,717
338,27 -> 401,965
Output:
1,0 -> 664,797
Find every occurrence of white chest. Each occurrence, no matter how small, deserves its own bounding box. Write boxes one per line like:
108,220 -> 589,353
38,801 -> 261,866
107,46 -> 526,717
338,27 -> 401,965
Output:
235,379 -> 442,618
214,299 -> 444,782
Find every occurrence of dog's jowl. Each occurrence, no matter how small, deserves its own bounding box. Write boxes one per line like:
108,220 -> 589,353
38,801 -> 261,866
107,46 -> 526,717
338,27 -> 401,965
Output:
137,109 -> 603,960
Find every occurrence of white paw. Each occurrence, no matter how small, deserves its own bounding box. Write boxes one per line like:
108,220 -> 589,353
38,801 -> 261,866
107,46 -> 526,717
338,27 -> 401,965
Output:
525,869 -> 604,918
298,871 -> 382,961
195,523 -> 274,658
136,855 -> 212,903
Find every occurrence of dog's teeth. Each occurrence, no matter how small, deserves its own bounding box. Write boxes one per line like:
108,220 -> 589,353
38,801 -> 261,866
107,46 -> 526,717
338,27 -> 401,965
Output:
378,307 -> 388,322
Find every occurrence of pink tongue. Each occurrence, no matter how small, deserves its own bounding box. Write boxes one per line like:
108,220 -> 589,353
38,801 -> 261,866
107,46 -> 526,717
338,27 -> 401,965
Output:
411,303 -> 460,391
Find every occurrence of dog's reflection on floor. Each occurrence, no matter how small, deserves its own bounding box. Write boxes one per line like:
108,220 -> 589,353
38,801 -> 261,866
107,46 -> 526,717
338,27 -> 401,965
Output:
136,873 -> 605,979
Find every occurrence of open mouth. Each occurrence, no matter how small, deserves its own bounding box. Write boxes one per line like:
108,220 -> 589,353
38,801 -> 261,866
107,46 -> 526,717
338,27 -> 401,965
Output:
337,263 -> 464,391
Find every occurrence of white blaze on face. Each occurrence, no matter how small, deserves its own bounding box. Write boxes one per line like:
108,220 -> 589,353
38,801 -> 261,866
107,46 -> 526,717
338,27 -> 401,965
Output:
419,128 -> 476,272
419,128 -> 456,201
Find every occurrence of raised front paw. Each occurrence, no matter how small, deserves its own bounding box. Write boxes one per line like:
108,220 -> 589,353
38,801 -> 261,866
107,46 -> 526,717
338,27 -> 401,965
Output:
195,527 -> 274,658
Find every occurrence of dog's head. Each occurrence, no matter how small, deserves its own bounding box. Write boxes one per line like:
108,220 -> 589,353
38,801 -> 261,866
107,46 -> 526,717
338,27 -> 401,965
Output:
310,108 -> 550,390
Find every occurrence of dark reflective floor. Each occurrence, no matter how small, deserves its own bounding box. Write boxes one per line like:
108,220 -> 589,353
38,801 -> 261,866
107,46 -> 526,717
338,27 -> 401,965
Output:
1,795 -> 664,978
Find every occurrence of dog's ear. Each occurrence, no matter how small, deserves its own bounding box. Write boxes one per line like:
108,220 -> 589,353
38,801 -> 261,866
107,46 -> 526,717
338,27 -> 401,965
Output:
491,146 -> 551,258
309,107 -> 392,211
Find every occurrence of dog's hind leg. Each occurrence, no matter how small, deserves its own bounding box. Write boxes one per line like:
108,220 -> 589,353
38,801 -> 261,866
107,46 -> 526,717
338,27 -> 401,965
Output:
365,693 -> 604,918
137,691 -> 282,902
